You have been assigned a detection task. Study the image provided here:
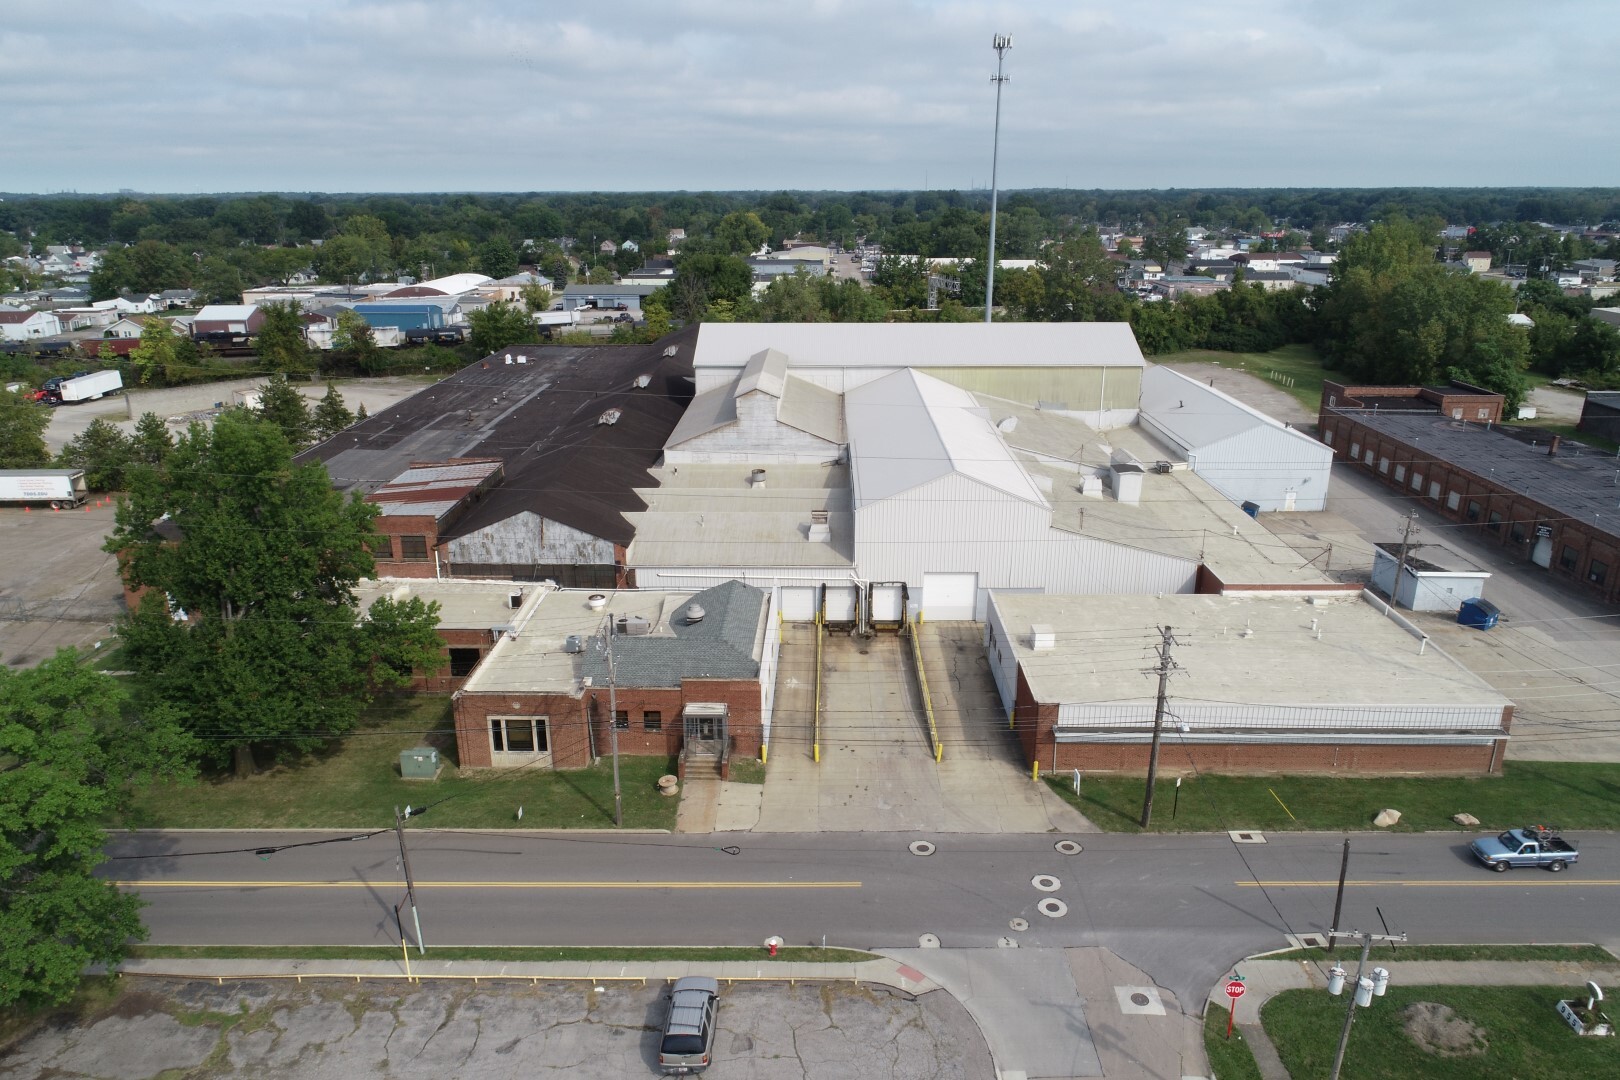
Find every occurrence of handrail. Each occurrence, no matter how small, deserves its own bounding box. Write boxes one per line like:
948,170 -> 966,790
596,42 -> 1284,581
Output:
909,619 -> 943,763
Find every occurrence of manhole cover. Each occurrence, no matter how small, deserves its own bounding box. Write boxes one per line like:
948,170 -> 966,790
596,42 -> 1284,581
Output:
1131,993 -> 1151,1007
909,840 -> 936,856
1009,918 -> 1029,932
1037,898 -> 1068,918
1054,840 -> 1083,855
1031,874 -> 1061,893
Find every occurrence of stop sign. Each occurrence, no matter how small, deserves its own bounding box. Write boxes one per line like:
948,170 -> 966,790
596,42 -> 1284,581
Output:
1225,980 -> 1247,1000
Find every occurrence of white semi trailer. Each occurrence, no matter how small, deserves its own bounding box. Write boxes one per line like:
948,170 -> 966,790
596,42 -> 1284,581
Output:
0,469 -> 90,509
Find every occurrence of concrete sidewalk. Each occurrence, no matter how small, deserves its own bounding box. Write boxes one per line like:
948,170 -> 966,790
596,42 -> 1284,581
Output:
114,954 -> 940,995
1208,956 -> 1620,1080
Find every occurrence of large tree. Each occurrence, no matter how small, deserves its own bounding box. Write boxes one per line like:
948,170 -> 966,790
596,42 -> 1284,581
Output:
255,300 -> 315,375
256,373 -> 313,447
55,418 -> 132,491
313,382 -> 355,440
105,412 -> 444,775
467,300 -> 537,355
0,389 -> 51,468
0,652 -> 193,1008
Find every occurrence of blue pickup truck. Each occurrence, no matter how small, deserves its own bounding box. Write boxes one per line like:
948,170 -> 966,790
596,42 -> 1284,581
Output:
1470,826 -> 1579,873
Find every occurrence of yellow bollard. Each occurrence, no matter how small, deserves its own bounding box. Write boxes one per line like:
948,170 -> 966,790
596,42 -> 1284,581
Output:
813,743 -> 820,763
1032,760 -> 1040,783
760,744 -> 768,765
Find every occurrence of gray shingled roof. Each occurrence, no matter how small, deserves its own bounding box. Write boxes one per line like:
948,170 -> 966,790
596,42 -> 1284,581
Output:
580,580 -> 766,688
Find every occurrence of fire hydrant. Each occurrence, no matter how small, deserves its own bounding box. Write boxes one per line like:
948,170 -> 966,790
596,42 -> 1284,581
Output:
765,936 -> 783,957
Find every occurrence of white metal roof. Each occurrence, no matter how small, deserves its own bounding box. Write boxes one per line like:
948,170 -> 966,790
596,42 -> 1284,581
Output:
845,369 -> 1048,508
736,348 -> 788,399
1139,364 -> 1324,453
693,323 -> 1147,372
417,273 -> 492,295
194,304 -> 258,320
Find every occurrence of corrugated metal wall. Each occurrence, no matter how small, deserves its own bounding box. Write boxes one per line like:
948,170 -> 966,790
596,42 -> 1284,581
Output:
1055,701 -> 1504,731
1191,428 -> 1331,512
450,512 -> 616,566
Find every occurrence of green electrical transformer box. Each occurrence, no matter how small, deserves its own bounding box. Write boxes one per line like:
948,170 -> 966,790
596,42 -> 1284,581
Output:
400,747 -> 441,780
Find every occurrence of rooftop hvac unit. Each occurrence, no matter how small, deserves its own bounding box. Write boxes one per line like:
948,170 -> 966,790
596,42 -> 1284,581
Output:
616,614 -> 652,636
1030,623 -> 1056,650
508,589 -> 524,609
808,508 -> 831,542
563,634 -> 583,653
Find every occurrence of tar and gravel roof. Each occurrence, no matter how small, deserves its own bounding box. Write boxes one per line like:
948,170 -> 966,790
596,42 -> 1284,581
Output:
990,591 -> 1510,709
691,322 -> 1148,372
1330,410 -> 1620,541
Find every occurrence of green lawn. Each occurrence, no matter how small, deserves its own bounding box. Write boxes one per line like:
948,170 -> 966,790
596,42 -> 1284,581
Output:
127,697 -> 680,831
131,944 -> 875,964
1203,1002 -> 1264,1080
1501,417 -> 1620,454
1152,343 -> 1347,415
1045,760 -> 1620,833
1267,945 -> 1614,964
1263,985 -> 1618,1080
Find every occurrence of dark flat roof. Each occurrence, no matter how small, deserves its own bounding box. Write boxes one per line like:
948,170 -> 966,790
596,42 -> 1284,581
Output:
1332,409 -> 1620,541
300,327 -> 696,546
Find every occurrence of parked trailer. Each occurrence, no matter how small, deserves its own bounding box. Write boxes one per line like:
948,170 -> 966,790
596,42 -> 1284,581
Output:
0,469 -> 90,509
49,369 -> 123,404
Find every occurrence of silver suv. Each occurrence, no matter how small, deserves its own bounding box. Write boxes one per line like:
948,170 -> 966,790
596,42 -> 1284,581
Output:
658,976 -> 720,1074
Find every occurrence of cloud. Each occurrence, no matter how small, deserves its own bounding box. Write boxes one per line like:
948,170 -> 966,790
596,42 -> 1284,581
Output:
2,0 -> 1615,192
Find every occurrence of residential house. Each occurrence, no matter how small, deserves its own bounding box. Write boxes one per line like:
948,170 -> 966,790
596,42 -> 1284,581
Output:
0,308 -> 64,341
191,304 -> 265,336
1461,251 -> 1493,273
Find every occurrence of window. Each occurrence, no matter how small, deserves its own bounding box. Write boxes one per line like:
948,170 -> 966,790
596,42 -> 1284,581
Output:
643,710 -> 663,732
1477,408 -> 1490,420
399,535 -> 430,561
1487,510 -> 1503,532
1323,429 -> 1335,446
1377,457 -> 1389,474
1446,490 -> 1460,510
369,536 -> 394,559
1350,442 -> 1361,458
614,710 -> 630,730
449,648 -> 481,677
490,716 -> 547,755
1590,560 -> 1610,586
1393,464 -> 1405,482
1363,450 -> 1374,466
1411,472 -> 1423,492
1429,481 -> 1442,501
1451,408 -> 1463,419
1466,500 -> 1482,522
1560,545 -> 1579,571
1510,522 -> 1527,544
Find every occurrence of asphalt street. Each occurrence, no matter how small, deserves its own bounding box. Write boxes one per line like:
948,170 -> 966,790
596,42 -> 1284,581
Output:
106,829 -> 1620,1014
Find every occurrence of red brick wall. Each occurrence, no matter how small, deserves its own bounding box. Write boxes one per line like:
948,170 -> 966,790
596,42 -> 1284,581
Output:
1043,739 -> 1502,775
409,627 -> 488,693
369,513 -> 444,579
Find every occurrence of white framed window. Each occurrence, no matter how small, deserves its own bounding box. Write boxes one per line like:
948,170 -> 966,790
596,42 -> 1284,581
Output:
1350,441 -> 1361,458
490,715 -> 550,761
1363,450 -> 1374,465
1394,465 -> 1406,482
1378,457 -> 1390,474
1410,472 -> 1423,491
1446,491 -> 1461,511
1323,429 -> 1335,446
1428,481 -> 1441,500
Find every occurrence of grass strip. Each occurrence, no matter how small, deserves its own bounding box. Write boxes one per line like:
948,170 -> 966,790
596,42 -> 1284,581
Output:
1263,984 -> 1617,1080
1153,343 -> 1344,415
1202,1002 -> 1264,1080
130,944 -> 876,964
1264,944 -> 1614,964
1045,760 -> 1620,833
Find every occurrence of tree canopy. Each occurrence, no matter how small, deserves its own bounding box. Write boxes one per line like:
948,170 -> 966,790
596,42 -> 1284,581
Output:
0,652 -> 193,1008
104,411 -> 444,775
0,389 -> 50,468
467,300 -> 537,355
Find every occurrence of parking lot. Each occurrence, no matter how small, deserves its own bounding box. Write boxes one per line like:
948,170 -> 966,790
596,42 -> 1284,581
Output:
2,976 -> 992,1079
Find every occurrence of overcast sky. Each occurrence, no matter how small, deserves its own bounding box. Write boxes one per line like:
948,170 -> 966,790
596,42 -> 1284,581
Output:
6,0 -> 1614,194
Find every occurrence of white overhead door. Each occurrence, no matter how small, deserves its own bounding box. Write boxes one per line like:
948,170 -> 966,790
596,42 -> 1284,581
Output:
923,572 -> 978,621
823,584 -> 859,624
870,583 -> 905,624
780,586 -> 817,622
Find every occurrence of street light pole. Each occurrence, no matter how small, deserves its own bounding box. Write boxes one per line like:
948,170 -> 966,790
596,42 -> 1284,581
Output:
984,34 -> 1012,323
394,804 -> 425,955
1138,626 -> 1176,828
605,614 -> 623,828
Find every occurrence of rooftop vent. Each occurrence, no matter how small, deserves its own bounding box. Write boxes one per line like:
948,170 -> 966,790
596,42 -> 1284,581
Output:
808,509 -> 831,542
684,603 -> 706,624
997,416 -> 1018,433
507,588 -> 524,610
634,374 -> 652,389
749,468 -> 767,489
516,355 -> 527,364
587,593 -> 607,610
1030,623 -> 1056,650
597,408 -> 622,426
504,353 -> 513,363
663,345 -> 678,357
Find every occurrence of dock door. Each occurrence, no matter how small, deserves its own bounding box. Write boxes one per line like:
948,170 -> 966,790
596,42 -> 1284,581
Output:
868,582 -> 907,631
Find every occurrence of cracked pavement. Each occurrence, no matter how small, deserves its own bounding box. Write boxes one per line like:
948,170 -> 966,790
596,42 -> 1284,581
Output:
2,977 -> 993,1079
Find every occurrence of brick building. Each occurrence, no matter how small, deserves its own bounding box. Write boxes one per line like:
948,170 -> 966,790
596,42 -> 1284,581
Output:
1318,405 -> 1620,607
452,580 -> 775,773
986,591 -> 1514,776
365,459 -> 505,578
1321,379 -> 1504,424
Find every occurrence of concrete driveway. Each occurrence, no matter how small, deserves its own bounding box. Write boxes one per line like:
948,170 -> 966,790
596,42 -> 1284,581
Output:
2,977 -> 991,1080
755,624 -> 1092,833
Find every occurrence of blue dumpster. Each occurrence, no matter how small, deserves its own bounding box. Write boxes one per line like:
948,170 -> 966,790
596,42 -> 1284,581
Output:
1240,501 -> 1260,519
1457,597 -> 1500,631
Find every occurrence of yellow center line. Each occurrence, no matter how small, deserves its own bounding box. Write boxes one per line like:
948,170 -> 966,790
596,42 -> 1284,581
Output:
1238,879 -> 1620,888
115,880 -> 862,890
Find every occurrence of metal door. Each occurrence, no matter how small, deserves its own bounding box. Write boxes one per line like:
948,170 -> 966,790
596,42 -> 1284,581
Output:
869,582 -> 905,627
1530,534 -> 1552,569
683,704 -> 727,757
822,584 -> 859,625
922,572 -> 978,621
780,586 -> 817,622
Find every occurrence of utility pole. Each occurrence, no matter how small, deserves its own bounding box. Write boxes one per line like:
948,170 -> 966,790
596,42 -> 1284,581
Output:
605,613 -> 623,828
1327,928 -> 1406,1080
1327,838 -> 1351,954
1138,626 -> 1177,828
394,804 -> 425,955
1393,510 -> 1420,602
984,34 -> 1012,323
